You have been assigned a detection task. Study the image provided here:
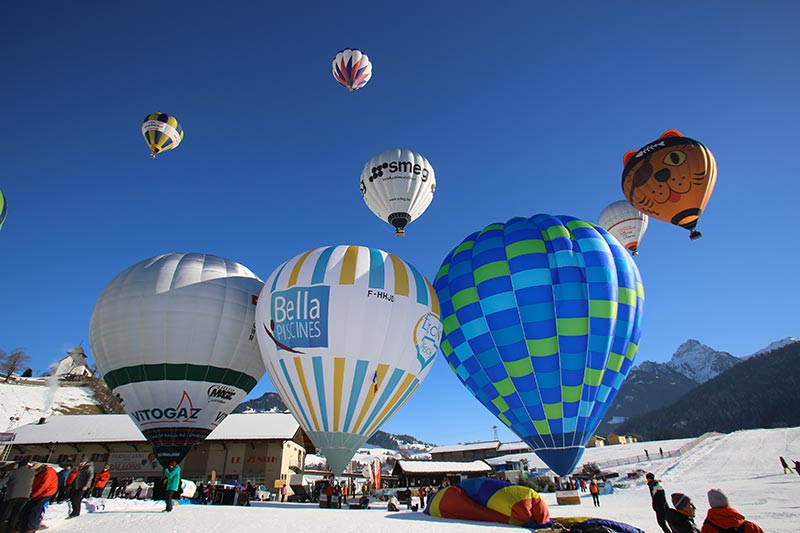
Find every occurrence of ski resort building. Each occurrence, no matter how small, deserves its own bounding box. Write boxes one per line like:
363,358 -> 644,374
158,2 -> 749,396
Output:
429,440 -> 532,462
6,413 -> 316,496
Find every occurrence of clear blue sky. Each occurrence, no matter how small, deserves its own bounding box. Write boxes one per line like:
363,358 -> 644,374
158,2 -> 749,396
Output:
2,2 -> 798,445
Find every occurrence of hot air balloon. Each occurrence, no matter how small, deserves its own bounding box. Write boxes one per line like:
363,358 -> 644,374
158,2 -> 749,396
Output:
255,245 -> 441,475
598,200 -> 648,256
621,129 -> 716,240
0,188 -> 6,231
332,48 -> 372,92
89,253 -> 265,467
141,112 -> 184,158
360,148 -> 436,237
433,214 -> 644,476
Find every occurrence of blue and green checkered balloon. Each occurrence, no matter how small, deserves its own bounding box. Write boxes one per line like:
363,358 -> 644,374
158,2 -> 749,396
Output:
434,214 -> 644,476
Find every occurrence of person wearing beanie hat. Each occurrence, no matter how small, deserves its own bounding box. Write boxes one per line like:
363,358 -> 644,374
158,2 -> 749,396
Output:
700,489 -> 764,533
645,473 -> 672,533
666,492 -> 700,533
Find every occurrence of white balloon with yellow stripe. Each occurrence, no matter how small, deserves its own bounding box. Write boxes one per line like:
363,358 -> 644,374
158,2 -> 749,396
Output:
255,245 -> 441,475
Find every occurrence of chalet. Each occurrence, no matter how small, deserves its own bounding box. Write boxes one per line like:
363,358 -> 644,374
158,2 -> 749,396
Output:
391,459 -> 494,487
7,413 -> 315,498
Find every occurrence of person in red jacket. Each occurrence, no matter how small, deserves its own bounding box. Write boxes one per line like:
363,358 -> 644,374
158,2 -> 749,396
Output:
92,466 -> 111,497
24,463 -> 58,533
700,489 -> 764,533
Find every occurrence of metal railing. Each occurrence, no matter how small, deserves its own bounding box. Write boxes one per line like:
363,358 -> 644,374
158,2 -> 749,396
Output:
592,432 -> 723,472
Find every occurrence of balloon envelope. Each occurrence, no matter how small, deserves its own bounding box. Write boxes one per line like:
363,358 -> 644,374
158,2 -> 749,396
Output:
598,200 -> 648,255
621,129 -> 716,239
360,148 -> 436,236
89,253 -> 265,467
0,188 -> 6,231
433,214 -> 644,476
332,48 -> 372,91
141,112 -> 184,158
256,245 -> 441,475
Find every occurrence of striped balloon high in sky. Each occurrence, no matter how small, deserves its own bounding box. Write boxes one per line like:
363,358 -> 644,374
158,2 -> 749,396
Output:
332,48 -> 372,92
256,245 -> 441,475
434,214 -> 645,476
141,112 -> 184,158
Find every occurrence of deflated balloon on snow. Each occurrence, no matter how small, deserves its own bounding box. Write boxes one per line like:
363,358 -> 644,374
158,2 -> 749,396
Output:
434,214 -> 644,476
256,245 -> 441,475
622,129 -> 716,240
89,253 -> 265,467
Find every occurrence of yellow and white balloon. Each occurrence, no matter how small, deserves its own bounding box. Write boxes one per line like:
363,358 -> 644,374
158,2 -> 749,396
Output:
256,245 -> 441,475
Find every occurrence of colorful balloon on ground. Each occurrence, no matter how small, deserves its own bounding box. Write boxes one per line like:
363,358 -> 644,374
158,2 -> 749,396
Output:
434,214 -> 645,476
142,112 -> 184,158
256,245 -> 441,475
598,200 -> 648,256
426,478 -> 551,528
621,129 -> 716,240
0,188 -> 6,231
89,253 -> 265,467
360,148 -> 436,236
332,48 -> 372,92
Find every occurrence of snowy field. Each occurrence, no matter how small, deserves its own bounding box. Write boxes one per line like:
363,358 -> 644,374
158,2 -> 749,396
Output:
36,427 -> 800,533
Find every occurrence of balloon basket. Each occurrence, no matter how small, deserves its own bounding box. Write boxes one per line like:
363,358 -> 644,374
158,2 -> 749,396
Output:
689,230 -> 703,240
555,490 -> 581,505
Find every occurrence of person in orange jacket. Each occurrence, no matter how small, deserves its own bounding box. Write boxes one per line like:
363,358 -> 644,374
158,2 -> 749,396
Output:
92,466 -> 111,498
24,463 -> 58,532
700,489 -> 764,533
589,479 -> 600,507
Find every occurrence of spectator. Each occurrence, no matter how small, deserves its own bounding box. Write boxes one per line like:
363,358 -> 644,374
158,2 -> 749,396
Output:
700,488 -> 764,533
0,461 -> 34,533
667,492 -> 700,533
92,465 -> 111,497
163,461 -> 181,513
66,456 -> 94,519
589,479 -> 600,507
24,462 -> 58,532
646,472 -> 672,533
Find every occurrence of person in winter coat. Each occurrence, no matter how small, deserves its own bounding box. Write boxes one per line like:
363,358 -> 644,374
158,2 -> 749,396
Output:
67,456 -> 94,518
588,480 -> 600,507
92,465 -> 111,497
163,461 -> 181,512
700,488 -> 764,533
324,482 -> 333,507
0,461 -> 35,533
779,456 -> 792,474
793,460 -> 800,477
667,492 -> 700,533
61,466 -> 78,501
24,463 -> 58,533
54,466 -> 71,503
646,472 -> 672,533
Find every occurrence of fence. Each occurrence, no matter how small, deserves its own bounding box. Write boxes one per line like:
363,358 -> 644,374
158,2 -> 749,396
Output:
593,432 -> 723,472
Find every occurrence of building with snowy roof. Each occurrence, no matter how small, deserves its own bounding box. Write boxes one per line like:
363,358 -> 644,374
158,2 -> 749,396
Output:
430,440 -> 534,462
7,413 -> 316,496
391,459 -> 494,487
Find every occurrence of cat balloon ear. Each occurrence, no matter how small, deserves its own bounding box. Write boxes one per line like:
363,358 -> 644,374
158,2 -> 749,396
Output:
623,149 -> 638,166
659,129 -> 683,139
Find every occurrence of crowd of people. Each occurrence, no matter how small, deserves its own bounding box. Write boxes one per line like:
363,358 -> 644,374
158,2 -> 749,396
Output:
645,472 -> 764,533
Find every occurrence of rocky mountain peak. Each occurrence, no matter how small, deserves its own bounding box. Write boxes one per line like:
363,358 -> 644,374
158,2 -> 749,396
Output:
667,339 -> 740,384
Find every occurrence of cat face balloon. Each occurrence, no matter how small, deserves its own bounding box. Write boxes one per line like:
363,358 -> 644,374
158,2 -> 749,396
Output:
621,129 -> 717,239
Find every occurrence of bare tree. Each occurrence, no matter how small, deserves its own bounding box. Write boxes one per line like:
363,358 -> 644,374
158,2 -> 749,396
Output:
0,347 -> 31,382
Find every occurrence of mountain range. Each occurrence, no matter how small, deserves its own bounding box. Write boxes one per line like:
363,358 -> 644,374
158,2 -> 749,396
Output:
236,337 -> 800,447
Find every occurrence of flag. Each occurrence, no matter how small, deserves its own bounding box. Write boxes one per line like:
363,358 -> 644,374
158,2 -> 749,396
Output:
372,370 -> 378,393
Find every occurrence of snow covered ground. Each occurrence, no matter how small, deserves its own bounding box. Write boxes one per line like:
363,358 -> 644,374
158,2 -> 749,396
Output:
0,380 -> 97,429
36,427 -> 800,532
